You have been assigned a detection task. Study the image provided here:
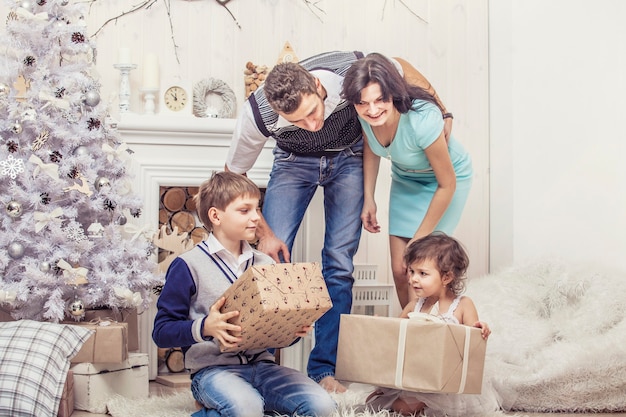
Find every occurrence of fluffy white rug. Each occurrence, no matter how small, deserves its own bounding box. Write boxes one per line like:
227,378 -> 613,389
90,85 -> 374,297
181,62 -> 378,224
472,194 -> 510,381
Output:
467,259 -> 626,413
106,384 -> 521,417
108,259 -> 626,416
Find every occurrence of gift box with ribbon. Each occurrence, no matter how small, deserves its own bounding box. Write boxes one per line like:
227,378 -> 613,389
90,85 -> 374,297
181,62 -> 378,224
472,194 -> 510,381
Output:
336,314 -> 486,394
65,320 -> 128,364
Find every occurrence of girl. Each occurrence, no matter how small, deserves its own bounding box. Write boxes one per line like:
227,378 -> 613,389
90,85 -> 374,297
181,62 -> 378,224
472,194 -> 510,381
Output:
363,232 -> 498,416
341,53 -> 473,309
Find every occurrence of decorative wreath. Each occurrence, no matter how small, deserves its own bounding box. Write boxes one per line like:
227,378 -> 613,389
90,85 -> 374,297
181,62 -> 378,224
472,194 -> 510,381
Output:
192,78 -> 237,118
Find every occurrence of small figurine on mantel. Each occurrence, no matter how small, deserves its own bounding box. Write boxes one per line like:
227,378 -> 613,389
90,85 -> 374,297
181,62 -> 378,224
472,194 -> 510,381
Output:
243,61 -> 269,99
243,42 -> 299,99
277,41 -> 299,64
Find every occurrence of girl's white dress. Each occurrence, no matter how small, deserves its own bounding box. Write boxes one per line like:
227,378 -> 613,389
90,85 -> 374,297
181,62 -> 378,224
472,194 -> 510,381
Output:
363,296 -> 501,416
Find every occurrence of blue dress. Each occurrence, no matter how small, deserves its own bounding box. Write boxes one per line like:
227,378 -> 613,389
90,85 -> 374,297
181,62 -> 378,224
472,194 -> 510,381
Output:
359,100 -> 473,238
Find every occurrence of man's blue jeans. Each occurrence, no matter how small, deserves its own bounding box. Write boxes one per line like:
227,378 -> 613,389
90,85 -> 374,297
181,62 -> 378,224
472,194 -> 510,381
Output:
262,142 -> 364,382
190,361 -> 337,417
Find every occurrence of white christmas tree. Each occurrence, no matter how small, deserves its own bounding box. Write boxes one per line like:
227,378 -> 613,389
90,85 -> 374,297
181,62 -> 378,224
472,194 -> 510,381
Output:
0,0 -> 161,322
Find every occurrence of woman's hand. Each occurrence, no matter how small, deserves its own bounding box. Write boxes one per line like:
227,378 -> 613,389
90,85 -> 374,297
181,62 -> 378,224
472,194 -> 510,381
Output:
361,198 -> 381,233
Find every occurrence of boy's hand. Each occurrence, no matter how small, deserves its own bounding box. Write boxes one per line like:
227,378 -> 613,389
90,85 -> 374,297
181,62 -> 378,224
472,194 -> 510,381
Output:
295,324 -> 313,338
473,321 -> 491,339
203,297 -> 242,348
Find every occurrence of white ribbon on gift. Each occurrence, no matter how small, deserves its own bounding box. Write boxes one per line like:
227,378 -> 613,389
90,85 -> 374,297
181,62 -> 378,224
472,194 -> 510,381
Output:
29,154 -> 59,180
38,91 -> 71,110
102,142 -> 130,163
113,287 -> 143,307
0,290 -> 17,303
123,223 -> 153,242
33,207 -> 64,233
57,259 -> 89,285
15,7 -> 48,22
394,320 -> 471,394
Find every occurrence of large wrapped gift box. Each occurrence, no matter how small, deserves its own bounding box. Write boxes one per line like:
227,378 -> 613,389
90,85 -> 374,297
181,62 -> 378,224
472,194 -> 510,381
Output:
83,308 -> 139,351
66,321 -> 128,363
336,314 -> 486,394
56,370 -> 74,417
71,352 -> 149,413
220,262 -> 332,352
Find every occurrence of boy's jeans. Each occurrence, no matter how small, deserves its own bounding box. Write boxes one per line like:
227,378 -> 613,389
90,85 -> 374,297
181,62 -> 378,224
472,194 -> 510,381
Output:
191,361 -> 336,417
262,142 -> 364,382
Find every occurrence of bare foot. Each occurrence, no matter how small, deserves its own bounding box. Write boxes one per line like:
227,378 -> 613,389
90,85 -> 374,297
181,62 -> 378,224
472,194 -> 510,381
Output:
391,398 -> 425,416
318,376 -> 347,393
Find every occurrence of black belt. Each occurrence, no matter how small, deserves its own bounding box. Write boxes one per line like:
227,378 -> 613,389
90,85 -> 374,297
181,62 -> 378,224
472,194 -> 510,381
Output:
291,149 -> 344,158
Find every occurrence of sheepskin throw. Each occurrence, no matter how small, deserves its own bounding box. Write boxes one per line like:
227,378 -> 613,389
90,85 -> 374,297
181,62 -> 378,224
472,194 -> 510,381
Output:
467,260 -> 626,413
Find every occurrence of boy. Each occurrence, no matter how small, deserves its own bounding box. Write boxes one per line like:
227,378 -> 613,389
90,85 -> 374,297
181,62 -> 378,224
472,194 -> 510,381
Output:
152,171 -> 336,417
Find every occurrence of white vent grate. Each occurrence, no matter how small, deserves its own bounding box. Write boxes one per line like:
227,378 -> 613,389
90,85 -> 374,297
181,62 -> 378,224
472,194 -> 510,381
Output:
351,264 -> 394,316
353,264 -> 378,285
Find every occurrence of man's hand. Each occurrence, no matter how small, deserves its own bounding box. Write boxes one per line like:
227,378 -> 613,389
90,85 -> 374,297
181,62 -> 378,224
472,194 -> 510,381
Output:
257,234 -> 291,263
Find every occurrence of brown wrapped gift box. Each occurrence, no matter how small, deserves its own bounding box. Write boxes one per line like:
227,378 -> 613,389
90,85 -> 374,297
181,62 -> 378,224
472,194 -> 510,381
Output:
220,262 -> 332,352
336,314 -> 486,394
83,308 -> 138,351
65,321 -> 128,363
56,370 -> 74,417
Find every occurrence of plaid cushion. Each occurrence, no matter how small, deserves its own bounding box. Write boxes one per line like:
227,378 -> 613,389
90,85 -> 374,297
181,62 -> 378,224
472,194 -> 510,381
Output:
0,320 -> 93,417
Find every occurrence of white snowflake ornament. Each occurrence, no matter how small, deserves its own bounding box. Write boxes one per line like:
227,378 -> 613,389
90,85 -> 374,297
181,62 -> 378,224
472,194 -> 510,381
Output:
1,154 -> 25,179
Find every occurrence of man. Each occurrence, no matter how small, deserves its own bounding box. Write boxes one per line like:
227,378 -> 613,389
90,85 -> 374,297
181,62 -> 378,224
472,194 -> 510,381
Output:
225,51 -> 451,392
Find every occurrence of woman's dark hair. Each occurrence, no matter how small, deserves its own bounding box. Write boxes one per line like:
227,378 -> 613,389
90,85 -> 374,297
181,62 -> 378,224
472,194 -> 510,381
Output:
341,53 -> 441,113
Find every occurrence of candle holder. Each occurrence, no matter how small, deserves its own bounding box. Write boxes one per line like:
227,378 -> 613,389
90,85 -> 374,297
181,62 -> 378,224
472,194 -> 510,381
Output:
141,88 -> 158,115
113,63 -> 137,113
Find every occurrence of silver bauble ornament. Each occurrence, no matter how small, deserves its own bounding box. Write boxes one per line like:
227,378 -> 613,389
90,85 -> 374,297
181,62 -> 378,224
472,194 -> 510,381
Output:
117,214 -> 127,226
73,145 -> 89,156
7,242 -> 25,259
83,90 -> 101,107
20,1 -> 34,13
6,201 -> 23,218
94,176 -> 110,191
0,83 -> 9,96
11,121 -> 23,134
68,297 -> 85,317
40,261 -> 51,273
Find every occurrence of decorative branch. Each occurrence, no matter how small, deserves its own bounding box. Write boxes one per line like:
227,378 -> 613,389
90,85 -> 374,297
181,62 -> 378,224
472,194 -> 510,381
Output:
162,0 -> 180,64
215,0 -> 242,29
302,0 -> 325,23
398,0 -> 428,24
381,0 -> 428,24
89,0 -> 159,38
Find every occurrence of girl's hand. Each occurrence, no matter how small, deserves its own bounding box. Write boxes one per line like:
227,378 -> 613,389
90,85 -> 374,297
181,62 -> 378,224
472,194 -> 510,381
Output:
203,297 -> 242,348
473,321 -> 491,339
295,324 -> 313,338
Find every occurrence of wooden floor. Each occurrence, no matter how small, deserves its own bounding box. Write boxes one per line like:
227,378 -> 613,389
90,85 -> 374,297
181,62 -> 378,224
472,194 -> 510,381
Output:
70,378 -> 626,417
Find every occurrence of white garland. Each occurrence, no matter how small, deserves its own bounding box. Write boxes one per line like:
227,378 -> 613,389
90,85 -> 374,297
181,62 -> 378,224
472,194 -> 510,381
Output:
192,78 -> 236,118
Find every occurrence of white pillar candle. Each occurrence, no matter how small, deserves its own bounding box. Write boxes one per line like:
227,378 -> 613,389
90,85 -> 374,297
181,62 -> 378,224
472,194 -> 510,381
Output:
118,47 -> 131,65
142,53 -> 160,90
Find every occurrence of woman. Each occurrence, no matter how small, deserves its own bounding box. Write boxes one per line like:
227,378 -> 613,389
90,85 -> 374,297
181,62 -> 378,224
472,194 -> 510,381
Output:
341,53 -> 473,308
